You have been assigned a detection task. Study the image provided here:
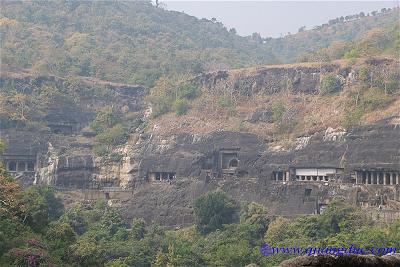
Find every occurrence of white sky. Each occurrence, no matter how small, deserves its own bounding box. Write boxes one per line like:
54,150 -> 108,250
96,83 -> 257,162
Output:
163,1 -> 399,37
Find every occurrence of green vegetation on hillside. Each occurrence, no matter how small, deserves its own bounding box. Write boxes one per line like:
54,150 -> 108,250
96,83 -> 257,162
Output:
90,106 -> 129,156
1,2 -> 398,87
0,77 -> 116,131
269,8 -> 399,63
1,174 -> 399,267
299,23 -> 399,62
0,1 -> 276,87
146,74 -> 200,117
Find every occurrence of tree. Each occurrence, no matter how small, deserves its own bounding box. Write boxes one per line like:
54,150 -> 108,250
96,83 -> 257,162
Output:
320,73 -> 342,94
94,123 -> 128,150
240,203 -> 268,225
264,217 -> 293,244
229,28 -> 237,34
8,238 -> 52,267
0,165 -> 25,220
325,41 -> 348,60
100,209 -> 125,235
272,101 -> 285,124
60,205 -> 88,235
22,187 -> 64,233
8,93 -> 31,122
106,258 -> 129,267
298,26 -> 306,33
240,202 -> 269,237
46,221 -> 76,260
357,28 -> 391,55
194,191 -> 238,234
90,106 -> 120,134
146,75 -> 199,117
251,32 -> 262,43
131,218 -> 146,240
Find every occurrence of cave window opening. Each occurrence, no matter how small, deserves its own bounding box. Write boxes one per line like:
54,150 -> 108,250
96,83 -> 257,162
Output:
17,162 -> 26,172
8,161 -> 17,172
27,161 -> 35,171
150,172 -> 176,182
305,188 -> 312,197
229,158 -> 239,168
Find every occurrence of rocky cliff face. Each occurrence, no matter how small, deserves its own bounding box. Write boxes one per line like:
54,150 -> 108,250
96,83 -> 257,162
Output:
117,116 -> 399,225
1,59 -> 399,226
195,58 -> 397,96
0,72 -> 147,188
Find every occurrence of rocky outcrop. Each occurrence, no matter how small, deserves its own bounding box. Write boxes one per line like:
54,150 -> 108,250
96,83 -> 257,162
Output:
136,131 -> 264,182
195,58 -> 398,96
1,61 -> 399,227
0,72 -> 147,130
0,72 -> 148,188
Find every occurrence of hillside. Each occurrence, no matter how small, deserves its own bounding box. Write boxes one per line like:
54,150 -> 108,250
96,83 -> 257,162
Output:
1,2 -> 400,267
148,57 -> 400,146
1,1 -> 398,87
264,7 -> 399,62
0,0 -> 276,86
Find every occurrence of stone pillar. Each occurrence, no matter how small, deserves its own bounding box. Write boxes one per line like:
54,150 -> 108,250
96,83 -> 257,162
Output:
396,173 -> 399,185
275,173 -> 278,182
368,172 -> 372,185
373,172 -> 377,185
390,172 -> 394,185
377,173 -> 381,185
365,173 -> 368,185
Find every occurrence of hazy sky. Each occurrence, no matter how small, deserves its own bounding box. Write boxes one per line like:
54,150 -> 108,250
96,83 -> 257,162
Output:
164,1 -> 399,37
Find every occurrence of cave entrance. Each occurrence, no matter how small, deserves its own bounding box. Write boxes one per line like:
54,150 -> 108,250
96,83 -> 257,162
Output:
8,161 -> 17,172
305,188 -> 312,197
148,172 -> 176,182
17,162 -> 26,172
27,161 -> 35,171
228,158 -> 238,168
220,148 -> 240,170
